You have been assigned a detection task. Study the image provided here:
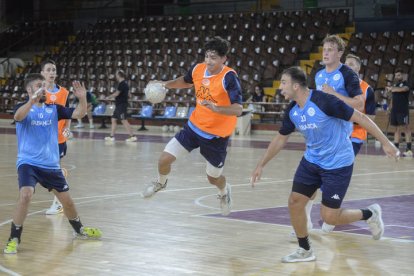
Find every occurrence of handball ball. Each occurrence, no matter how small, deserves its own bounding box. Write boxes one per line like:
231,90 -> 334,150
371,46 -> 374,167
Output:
144,82 -> 167,104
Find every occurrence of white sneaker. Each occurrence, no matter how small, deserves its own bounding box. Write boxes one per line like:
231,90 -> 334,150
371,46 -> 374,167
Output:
402,150 -> 413,157
321,222 -> 335,233
217,183 -> 232,216
366,203 -> 384,240
45,202 -> 63,215
89,124 -> 95,129
74,123 -> 84,128
104,136 -> 115,141
125,136 -> 137,142
142,181 -> 167,198
281,247 -> 316,263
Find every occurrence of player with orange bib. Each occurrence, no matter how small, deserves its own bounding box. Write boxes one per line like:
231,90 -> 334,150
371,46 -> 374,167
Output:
41,60 -> 72,215
142,36 -> 243,215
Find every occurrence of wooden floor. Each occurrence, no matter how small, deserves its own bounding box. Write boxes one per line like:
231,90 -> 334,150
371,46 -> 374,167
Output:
0,120 -> 413,275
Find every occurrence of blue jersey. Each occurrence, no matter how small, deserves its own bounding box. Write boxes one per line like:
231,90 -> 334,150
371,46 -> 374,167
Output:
315,63 -> 362,135
279,90 -> 355,170
14,103 -> 74,169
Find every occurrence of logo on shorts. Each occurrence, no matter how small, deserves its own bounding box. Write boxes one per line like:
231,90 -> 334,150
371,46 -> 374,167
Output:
63,185 -> 68,190
331,194 -> 341,200
218,162 -> 224,168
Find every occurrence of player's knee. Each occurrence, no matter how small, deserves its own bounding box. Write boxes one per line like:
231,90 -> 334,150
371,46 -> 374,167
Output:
206,174 -> 220,184
158,152 -> 175,167
321,213 -> 337,225
288,193 -> 305,209
19,188 -> 34,204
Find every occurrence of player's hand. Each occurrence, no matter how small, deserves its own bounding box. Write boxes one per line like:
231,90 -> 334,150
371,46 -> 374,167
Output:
30,81 -> 46,103
321,84 -> 335,95
251,166 -> 263,188
200,100 -> 218,112
72,81 -> 87,98
62,128 -> 72,138
382,140 -> 400,161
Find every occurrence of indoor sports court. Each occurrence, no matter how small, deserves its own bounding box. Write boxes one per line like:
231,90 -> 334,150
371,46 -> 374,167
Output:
0,121 -> 413,275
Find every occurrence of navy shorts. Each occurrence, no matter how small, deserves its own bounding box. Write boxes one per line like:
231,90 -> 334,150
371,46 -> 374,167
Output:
352,141 -> 362,156
17,164 -> 69,192
390,112 -> 409,126
59,142 -> 67,159
292,157 -> 353,209
175,124 -> 229,168
112,103 -> 128,120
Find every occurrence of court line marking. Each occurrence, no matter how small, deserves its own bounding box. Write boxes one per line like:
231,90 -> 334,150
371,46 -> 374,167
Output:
0,265 -> 21,276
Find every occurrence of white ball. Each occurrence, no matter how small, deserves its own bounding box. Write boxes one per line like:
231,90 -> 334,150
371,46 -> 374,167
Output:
162,125 -> 169,132
144,82 -> 167,104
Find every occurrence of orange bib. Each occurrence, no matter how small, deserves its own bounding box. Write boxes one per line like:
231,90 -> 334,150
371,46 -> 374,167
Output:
46,85 -> 69,144
351,80 -> 370,141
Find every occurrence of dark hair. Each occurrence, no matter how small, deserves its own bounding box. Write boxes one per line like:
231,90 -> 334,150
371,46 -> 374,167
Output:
345,53 -> 361,66
204,36 -> 230,57
281,66 -> 307,87
395,67 -> 404,74
322,34 -> 346,52
24,73 -> 45,89
40,59 -> 56,71
116,70 -> 126,79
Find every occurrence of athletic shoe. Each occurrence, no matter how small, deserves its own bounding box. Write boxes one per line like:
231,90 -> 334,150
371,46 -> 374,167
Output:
321,222 -> 335,233
89,124 -> 95,129
142,181 -> 167,198
402,150 -> 413,157
74,123 -> 84,128
289,220 -> 314,240
366,204 -> 384,240
217,183 -> 232,216
45,202 -> 63,215
125,136 -> 137,142
3,238 -> 19,254
104,136 -> 115,141
281,247 -> 316,263
74,227 -> 102,240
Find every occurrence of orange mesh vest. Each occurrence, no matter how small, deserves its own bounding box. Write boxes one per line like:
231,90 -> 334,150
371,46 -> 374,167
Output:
189,63 -> 237,137
351,80 -> 370,141
46,85 -> 69,144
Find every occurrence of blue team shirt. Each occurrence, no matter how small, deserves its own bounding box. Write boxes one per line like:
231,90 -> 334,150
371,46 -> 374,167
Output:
279,90 -> 355,170
14,103 -> 74,169
315,63 -> 362,135
184,64 -> 243,139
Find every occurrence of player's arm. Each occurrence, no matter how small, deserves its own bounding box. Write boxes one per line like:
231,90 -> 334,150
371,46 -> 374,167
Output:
325,88 -> 365,112
106,90 -> 120,100
388,85 -> 410,93
251,133 -> 290,187
350,110 -> 399,159
71,81 -> 87,119
14,101 -> 34,121
163,76 -> 194,89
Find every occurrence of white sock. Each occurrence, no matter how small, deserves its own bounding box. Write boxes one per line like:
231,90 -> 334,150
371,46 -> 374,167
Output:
157,174 -> 168,185
219,183 -> 227,196
53,196 -> 61,205
305,200 -> 314,223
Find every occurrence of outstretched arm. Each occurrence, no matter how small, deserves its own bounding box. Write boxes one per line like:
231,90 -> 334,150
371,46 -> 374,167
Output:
251,133 -> 290,187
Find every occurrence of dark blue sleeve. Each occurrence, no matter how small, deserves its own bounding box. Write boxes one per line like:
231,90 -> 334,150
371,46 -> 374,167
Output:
365,86 -> 376,115
341,65 -> 362,98
13,102 -> 27,114
56,104 -> 75,120
224,71 -> 242,104
279,101 -> 296,135
183,64 -> 197,84
311,90 -> 354,121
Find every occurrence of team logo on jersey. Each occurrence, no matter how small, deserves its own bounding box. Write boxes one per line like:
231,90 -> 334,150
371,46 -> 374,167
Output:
202,79 -> 210,86
45,107 -> 53,114
50,94 -> 57,102
307,107 -> 315,116
333,74 -> 341,81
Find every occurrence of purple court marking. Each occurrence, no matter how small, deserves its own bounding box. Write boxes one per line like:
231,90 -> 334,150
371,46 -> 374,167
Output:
207,194 -> 414,241
0,126 -> 386,155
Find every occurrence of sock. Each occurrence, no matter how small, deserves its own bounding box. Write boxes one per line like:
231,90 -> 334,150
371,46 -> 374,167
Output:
157,174 -> 168,185
407,142 -> 412,151
305,200 -> 314,224
53,196 -> 60,205
297,236 -> 310,251
69,216 -> 83,234
394,142 -> 399,149
361,209 -> 373,220
10,222 -> 23,243
219,183 -> 227,196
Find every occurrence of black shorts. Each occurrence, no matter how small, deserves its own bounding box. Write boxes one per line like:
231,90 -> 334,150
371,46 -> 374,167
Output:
17,164 -> 69,192
390,112 -> 409,126
112,103 -> 128,120
59,142 -> 67,159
